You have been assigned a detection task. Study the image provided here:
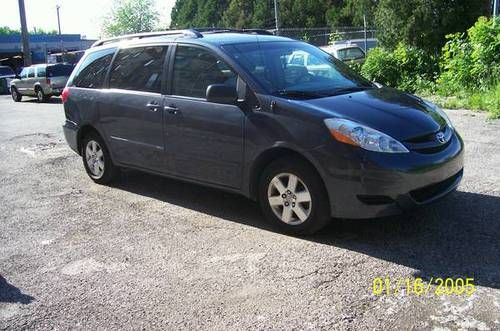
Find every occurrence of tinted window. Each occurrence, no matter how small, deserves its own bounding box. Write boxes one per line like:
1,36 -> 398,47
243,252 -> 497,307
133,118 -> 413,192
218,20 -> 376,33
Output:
48,64 -> 73,77
27,68 -> 35,78
0,67 -> 14,76
290,54 -> 304,65
109,46 -> 166,93
36,66 -> 46,77
172,46 -> 237,99
72,48 -> 115,89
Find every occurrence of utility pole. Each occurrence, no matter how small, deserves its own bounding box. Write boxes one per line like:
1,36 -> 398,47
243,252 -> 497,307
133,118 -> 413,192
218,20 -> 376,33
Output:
274,0 -> 280,35
18,0 -> 31,66
56,5 -> 63,54
494,0 -> 499,16
363,14 -> 367,53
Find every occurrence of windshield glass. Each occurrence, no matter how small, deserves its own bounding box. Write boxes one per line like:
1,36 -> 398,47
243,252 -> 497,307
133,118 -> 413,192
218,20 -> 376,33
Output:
0,67 -> 15,76
223,41 -> 372,97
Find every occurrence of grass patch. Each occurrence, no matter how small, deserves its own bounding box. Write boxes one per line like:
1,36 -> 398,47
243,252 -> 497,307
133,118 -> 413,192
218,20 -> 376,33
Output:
419,84 -> 500,119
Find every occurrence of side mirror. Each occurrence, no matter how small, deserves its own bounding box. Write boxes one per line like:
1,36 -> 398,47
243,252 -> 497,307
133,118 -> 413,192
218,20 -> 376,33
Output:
206,84 -> 237,104
15,75 -> 21,79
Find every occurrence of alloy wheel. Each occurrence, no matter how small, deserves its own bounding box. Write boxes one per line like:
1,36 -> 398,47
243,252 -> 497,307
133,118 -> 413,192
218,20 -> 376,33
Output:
267,172 -> 312,225
85,140 -> 105,178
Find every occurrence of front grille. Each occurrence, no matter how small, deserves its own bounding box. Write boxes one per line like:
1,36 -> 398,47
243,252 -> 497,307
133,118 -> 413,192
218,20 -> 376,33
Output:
404,125 -> 453,154
410,169 -> 463,203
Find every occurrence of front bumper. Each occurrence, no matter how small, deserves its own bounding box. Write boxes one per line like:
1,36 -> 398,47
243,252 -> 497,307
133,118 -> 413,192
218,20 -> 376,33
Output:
312,130 -> 464,219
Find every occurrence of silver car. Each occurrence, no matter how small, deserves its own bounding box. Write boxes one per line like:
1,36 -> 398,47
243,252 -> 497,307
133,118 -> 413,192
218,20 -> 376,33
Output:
10,63 -> 73,102
321,44 -> 366,64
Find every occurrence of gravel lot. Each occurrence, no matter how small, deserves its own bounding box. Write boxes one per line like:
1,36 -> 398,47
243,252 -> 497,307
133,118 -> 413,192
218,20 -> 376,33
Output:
0,94 -> 499,330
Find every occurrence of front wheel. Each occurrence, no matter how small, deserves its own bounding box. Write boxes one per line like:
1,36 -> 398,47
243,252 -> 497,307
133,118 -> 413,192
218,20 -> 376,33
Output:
81,133 -> 118,184
259,157 -> 331,235
11,87 -> 22,102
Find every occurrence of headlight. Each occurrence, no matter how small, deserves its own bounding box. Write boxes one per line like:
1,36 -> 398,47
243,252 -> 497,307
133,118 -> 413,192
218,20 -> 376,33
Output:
324,118 -> 409,153
424,100 -> 453,129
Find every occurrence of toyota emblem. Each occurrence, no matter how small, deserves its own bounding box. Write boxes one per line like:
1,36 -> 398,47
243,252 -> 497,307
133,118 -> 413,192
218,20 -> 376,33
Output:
436,132 -> 446,144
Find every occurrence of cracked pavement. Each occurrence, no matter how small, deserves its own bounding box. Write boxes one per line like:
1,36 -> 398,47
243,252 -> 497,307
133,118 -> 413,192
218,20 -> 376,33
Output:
0,95 -> 499,330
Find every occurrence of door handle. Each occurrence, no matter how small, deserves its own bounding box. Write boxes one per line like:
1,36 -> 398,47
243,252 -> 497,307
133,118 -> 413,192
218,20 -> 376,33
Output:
164,105 -> 179,114
146,102 -> 160,112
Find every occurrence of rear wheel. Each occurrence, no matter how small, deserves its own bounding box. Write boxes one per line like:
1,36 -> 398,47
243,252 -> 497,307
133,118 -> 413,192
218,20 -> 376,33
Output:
35,87 -> 49,102
81,132 -> 118,184
11,87 -> 22,102
259,157 -> 331,235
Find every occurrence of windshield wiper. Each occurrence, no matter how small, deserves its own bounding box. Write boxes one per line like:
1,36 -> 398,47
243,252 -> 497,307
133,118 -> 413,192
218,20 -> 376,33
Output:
274,90 -> 326,99
324,86 -> 373,96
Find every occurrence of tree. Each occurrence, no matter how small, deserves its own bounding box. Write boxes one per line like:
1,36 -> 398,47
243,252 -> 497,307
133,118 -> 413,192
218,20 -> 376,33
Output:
102,0 -> 159,37
375,0 -> 491,53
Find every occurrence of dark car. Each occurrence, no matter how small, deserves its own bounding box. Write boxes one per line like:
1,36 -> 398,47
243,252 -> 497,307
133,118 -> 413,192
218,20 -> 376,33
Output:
11,63 -> 73,102
62,29 -> 464,234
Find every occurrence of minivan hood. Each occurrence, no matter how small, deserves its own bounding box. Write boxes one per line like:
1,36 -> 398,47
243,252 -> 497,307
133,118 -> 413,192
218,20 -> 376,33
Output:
292,87 -> 446,141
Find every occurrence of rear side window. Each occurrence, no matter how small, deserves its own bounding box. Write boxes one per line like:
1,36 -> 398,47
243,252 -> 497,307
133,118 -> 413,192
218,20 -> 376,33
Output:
172,46 -> 237,98
36,66 -> 46,77
48,64 -> 73,77
27,68 -> 35,78
109,46 -> 167,93
71,48 -> 115,89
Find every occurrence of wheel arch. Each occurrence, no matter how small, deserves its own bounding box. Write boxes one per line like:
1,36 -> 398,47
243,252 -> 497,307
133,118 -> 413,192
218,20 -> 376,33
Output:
248,147 -> 331,211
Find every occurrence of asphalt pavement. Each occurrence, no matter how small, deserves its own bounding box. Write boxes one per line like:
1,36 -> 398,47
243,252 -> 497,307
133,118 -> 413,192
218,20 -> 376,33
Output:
0,94 -> 499,330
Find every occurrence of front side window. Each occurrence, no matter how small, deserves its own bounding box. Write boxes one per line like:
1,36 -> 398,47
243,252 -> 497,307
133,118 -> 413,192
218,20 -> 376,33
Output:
71,47 -> 115,89
172,46 -> 237,99
223,41 -> 372,98
36,66 -> 46,77
109,46 -> 167,93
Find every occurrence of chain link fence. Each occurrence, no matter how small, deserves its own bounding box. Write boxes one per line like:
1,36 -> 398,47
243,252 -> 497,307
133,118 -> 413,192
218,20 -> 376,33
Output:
275,27 -> 377,48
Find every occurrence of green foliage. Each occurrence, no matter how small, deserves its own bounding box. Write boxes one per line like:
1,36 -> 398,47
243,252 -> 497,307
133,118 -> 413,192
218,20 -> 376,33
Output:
326,0 -> 377,27
360,43 -> 437,91
375,0 -> 491,53
102,0 -> 159,37
0,26 -> 58,35
438,17 -> 500,95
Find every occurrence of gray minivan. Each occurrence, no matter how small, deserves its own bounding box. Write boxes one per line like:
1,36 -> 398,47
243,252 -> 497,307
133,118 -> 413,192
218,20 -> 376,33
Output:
11,63 -> 73,102
62,29 -> 463,234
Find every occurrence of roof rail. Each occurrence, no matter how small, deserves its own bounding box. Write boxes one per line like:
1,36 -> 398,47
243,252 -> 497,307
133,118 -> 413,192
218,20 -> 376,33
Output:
195,28 -> 274,36
91,29 -> 202,48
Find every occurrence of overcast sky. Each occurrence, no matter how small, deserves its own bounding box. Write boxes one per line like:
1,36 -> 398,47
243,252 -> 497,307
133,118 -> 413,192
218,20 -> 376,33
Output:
2,0 -> 176,40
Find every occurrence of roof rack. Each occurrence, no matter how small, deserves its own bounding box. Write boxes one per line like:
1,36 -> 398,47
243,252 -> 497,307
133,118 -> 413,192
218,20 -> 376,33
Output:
91,29 -> 203,48
195,28 -> 274,36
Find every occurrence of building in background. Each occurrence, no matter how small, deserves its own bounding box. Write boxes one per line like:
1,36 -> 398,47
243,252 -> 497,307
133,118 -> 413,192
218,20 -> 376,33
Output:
0,34 -> 96,73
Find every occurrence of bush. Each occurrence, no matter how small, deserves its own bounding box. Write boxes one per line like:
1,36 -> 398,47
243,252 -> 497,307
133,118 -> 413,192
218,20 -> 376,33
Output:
360,47 -> 399,87
438,16 -> 499,94
361,43 -> 437,92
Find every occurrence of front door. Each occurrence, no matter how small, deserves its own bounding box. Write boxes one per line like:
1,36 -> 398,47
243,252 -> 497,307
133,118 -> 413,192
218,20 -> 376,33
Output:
165,45 -> 244,189
100,45 -> 169,171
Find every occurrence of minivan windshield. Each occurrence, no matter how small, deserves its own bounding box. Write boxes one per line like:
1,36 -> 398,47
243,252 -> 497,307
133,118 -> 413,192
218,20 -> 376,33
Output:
223,41 -> 373,98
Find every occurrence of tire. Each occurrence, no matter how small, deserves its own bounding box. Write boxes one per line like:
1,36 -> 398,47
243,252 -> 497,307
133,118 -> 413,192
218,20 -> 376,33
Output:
11,87 -> 22,102
81,132 -> 118,184
258,157 -> 331,235
35,87 -> 49,103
